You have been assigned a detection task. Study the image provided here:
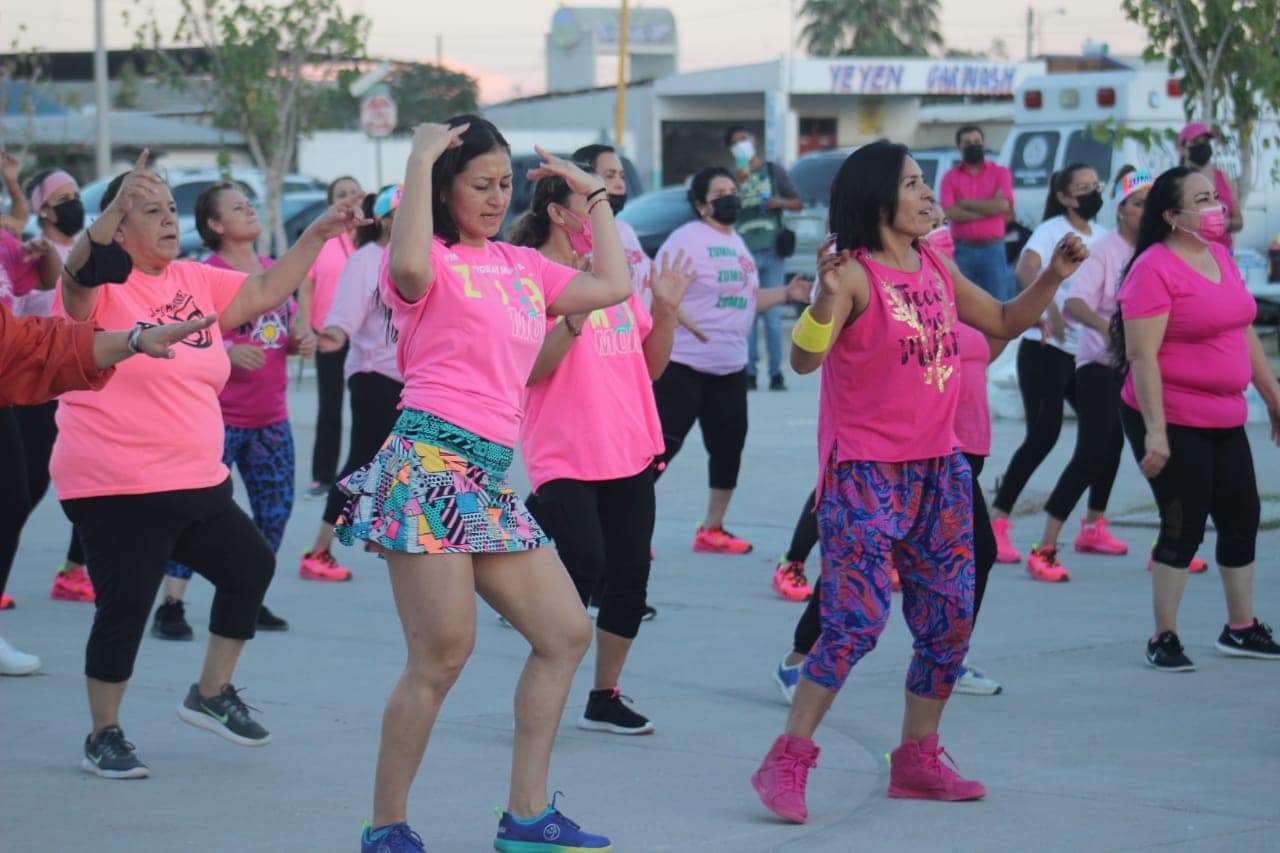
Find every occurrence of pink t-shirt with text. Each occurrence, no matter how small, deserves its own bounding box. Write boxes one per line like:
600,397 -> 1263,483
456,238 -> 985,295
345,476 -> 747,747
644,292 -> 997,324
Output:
520,291 -> 664,491
380,237 -> 577,446
326,242 -> 400,382
1065,230 -> 1132,368
52,260 -> 244,499
308,232 -> 354,331
940,161 -> 1014,242
616,218 -> 655,297
1118,242 -> 1256,429
205,254 -> 294,429
658,221 -> 759,376
953,323 -> 991,457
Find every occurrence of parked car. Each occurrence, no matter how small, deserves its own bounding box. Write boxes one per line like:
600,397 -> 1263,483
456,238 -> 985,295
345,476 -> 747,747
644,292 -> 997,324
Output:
503,152 -> 646,236
782,146 -> 1007,278
616,185 -> 694,258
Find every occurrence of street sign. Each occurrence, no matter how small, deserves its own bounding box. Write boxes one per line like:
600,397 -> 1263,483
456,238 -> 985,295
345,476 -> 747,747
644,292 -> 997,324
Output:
360,93 -> 397,138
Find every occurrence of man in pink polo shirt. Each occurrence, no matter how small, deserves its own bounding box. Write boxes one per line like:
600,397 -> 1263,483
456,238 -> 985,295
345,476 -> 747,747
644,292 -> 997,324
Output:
940,125 -> 1016,300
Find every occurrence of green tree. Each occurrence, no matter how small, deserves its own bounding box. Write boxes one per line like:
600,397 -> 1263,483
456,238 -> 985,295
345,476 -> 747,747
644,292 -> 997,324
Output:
113,58 -> 142,109
1121,0 -> 1280,208
799,0 -> 943,57
136,0 -> 368,252
310,62 -> 480,132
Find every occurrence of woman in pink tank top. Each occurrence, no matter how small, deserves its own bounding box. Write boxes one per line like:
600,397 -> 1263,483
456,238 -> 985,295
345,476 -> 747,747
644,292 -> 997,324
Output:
751,141 -> 1089,824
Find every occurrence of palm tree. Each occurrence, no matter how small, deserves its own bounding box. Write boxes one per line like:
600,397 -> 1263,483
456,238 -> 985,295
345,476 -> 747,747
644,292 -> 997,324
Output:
798,0 -> 945,57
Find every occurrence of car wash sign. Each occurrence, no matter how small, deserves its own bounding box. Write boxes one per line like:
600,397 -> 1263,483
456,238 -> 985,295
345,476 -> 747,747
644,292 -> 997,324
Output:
800,59 -> 1033,97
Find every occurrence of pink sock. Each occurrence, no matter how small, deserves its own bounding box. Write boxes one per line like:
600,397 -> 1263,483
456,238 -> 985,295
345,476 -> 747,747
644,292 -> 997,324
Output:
1229,620 -> 1255,631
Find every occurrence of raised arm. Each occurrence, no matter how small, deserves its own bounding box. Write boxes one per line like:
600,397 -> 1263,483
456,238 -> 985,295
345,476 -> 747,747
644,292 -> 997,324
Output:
387,123 -> 471,303
219,196 -> 367,331
1,151 -> 28,224
953,233 -> 1087,340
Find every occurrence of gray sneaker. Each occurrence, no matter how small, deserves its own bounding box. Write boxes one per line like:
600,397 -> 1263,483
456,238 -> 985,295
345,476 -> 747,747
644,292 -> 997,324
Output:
82,725 -> 150,779
177,683 -> 271,746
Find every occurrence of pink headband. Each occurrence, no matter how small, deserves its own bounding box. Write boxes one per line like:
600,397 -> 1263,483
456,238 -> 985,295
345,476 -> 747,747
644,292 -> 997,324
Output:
30,170 -> 77,211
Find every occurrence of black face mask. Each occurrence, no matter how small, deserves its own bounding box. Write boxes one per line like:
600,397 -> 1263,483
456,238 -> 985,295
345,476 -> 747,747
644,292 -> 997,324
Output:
1187,142 -> 1213,167
608,193 -> 627,215
1072,190 -> 1103,221
961,143 -> 985,165
51,198 -> 85,236
709,194 -> 741,225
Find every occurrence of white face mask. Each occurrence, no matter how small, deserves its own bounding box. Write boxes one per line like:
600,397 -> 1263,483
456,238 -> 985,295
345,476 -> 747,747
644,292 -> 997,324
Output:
731,138 -> 756,167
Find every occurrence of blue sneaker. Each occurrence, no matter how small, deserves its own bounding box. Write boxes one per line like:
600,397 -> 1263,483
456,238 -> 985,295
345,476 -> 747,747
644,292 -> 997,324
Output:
774,657 -> 800,705
494,793 -> 612,851
362,821 -> 426,852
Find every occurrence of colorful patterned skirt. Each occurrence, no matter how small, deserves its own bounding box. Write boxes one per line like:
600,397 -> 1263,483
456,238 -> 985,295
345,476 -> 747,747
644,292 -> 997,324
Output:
335,409 -> 548,555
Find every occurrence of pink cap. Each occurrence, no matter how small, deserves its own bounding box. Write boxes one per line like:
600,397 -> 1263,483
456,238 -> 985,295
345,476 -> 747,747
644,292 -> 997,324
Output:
1177,122 -> 1214,146
29,170 -> 77,211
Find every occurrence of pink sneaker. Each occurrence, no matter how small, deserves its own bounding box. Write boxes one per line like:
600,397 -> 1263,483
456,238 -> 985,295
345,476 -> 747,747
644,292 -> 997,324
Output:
1027,544 -> 1070,583
888,733 -> 986,801
298,549 -> 353,582
1148,556 -> 1208,574
50,565 -> 96,602
751,734 -> 820,823
991,517 -> 1021,564
772,558 -> 812,602
693,525 -> 753,555
1073,517 -> 1128,555
0,593 -> 14,610
890,566 -> 901,593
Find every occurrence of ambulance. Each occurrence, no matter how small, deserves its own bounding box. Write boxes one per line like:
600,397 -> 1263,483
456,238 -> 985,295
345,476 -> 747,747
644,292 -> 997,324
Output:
1000,62 -> 1280,301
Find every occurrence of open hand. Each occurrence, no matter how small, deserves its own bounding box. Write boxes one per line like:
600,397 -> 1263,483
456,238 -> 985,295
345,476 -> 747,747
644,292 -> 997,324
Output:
135,314 -> 218,359
1140,430 -> 1171,479
409,122 -> 470,162
1269,405 -> 1280,447
1049,233 -> 1089,279
526,146 -> 606,198
650,249 -> 696,314
228,343 -> 267,371
786,275 -> 815,304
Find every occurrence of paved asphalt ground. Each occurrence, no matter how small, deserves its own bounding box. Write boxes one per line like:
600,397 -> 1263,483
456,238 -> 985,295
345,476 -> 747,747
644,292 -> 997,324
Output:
2,361 -> 1278,852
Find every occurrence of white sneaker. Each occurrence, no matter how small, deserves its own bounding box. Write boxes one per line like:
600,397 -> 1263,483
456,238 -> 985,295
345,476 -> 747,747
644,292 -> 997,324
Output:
773,657 -> 802,705
953,661 -> 1002,695
0,635 -> 41,676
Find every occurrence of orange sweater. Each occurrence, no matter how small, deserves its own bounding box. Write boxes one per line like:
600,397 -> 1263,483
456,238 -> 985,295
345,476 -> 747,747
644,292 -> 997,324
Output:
0,300 -> 113,406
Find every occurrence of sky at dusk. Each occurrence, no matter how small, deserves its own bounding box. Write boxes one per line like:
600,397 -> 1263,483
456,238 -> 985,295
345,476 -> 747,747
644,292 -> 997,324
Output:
6,0 -> 1150,102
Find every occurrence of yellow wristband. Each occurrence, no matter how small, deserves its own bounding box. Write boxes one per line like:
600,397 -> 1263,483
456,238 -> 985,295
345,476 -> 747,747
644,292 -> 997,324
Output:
791,306 -> 833,353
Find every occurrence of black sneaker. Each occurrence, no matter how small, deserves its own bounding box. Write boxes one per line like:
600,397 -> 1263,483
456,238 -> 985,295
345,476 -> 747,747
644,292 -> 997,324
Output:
178,683 -> 271,746
746,374 -> 758,391
152,599 -> 193,641
640,605 -> 657,622
1215,619 -> 1280,660
577,687 -> 654,735
1146,631 -> 1195,672
82,725 -> 150,779
769,373 -> 787,391
256,605 -> 289,632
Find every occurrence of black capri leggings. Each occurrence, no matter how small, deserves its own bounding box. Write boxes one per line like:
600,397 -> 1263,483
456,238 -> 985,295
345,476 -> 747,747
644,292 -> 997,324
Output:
62,478 -> 275,683
527,467 -> 656,640
792,453 -> 996,655
1120,403 -> 1259,569
323,371 -> 405,526
311,342 -> 349,485
652,361 -> 748,490
1044,362 -> 1125,520
994,339 -> 1077,514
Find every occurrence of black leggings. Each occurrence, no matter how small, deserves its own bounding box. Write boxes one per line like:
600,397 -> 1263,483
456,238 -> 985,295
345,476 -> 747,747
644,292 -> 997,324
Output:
311,342 -> 349,485
792,453 -> 996,654
994,339 -> 1078,514
785,489 -> 820,564
1120,404 -> 1259,569
322,371 -> 405,525
62,478 -> 275,683
1044,363 -> 1124,521
528,468 -> 656,640
652,362 -> 748,490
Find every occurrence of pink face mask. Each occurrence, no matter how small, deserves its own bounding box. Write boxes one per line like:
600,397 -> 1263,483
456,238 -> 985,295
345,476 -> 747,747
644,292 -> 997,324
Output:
1181,204 -> 1226,243
561,208 -> 594,257
925,225 -> 955,258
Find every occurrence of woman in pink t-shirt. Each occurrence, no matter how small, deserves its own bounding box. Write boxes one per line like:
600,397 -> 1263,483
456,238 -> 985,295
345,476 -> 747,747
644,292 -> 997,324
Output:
53,151 -> 366,780
333,116 -> 633,851
651,167 -> 813,558
510,173 -> 694,737
1114,165 -> 1280,672
154,182 -> 318,640
299,174 -> 362,498
751,141 -> 1088,824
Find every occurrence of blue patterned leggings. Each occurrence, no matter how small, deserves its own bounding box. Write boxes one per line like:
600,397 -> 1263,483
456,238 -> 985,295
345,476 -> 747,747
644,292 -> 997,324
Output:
166,421 -> 295,579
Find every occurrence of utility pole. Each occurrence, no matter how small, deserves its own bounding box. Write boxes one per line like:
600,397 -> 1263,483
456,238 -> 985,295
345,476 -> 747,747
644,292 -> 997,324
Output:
436,34 -> 443,65
94,0 -> 111,178
1025,7 -> 1034,60
614,0 -> 629,150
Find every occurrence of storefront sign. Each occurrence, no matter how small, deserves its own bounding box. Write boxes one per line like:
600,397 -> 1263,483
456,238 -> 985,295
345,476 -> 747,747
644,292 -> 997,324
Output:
809,59 -> 1029,96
